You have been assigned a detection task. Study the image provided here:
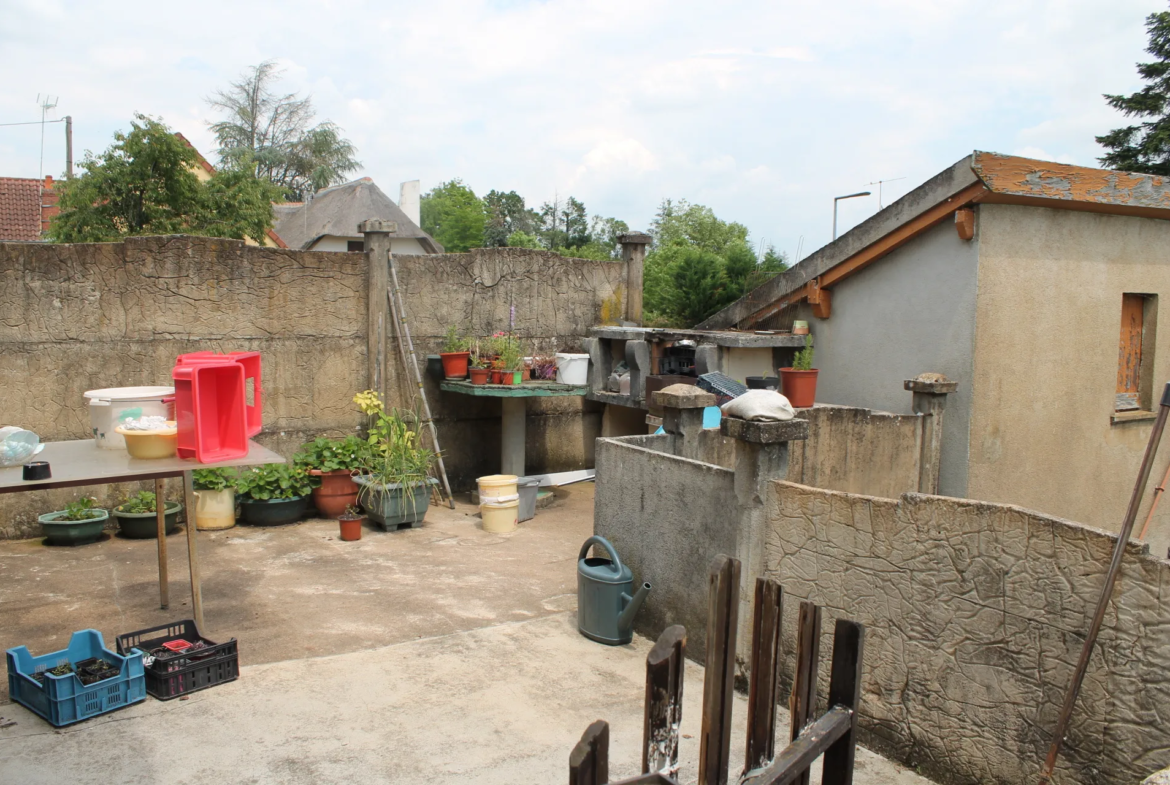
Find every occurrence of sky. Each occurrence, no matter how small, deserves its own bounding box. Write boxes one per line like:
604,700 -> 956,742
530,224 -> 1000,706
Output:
0,0 -> 1163,259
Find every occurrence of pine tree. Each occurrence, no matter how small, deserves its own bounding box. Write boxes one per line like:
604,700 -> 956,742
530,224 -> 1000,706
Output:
1098,8 -> 1170,175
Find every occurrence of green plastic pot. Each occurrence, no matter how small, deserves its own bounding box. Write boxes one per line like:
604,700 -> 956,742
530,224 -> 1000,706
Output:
112,501 -> 182,539
238,496 -> 310,526
353,476 -> 437,529
39,510 -> 109,545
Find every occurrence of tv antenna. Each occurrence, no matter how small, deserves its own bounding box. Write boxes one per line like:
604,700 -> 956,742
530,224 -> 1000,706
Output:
867,176 -> 906,209
37,94 -> 58,180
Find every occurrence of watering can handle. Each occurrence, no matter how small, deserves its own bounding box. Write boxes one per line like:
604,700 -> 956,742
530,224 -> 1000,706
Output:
578,535 -> 623,576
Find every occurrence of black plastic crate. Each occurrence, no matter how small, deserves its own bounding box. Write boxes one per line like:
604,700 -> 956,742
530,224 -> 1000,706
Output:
697,372 -> 748,405
116,620 -> 238,701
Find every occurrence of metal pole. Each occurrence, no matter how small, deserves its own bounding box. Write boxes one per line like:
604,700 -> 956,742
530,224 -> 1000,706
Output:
832,191 -> 871,240
65,116 -> 72,178
1039,381 -> 1170,783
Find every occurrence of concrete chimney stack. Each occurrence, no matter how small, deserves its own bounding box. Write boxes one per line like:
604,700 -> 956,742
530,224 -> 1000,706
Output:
399,180 -> 421,228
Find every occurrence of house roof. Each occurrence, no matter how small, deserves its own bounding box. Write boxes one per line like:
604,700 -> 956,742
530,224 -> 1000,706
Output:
272,178 -> 443,253
0,177 -> 45,242
700,152 -> 1170,330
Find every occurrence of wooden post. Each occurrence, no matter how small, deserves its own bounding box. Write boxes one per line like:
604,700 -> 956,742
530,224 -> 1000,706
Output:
571,720 -> 610,785
155,478 -> 169,609
789,601 -> 822,785
183,470 -> 203,630
362,220 -> 397,403
821,620 -> 864,785
744,578 -> 783,776
699,555 -> 740,785
643,625 -> 686,777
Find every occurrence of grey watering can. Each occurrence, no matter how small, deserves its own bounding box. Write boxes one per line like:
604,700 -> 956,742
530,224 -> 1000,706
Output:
577,535 -> 651,645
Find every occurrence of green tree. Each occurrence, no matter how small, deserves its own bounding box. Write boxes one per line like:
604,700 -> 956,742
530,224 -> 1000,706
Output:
667,248 -> 730,326
505,230 -> 542,249
49,114 -> 278,243
208,61 -> 360,200
483,190 -> 538,247
1098,7 -> 1170,174
539,195 -> 590,249
651,199 -> 750,254
420,179 -> 486,252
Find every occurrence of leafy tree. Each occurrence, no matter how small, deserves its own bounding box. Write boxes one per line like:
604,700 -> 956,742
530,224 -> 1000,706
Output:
208,61 -> 360,200
483,190 -> 538,247
505,230 -> 542,249
651,199 -> 750,255
667,248 -> 730,326
420,179 -> 486,252
49,114 -> 278,243
539,195 -> 590,249
760,244 -> 789,273
1098,7 -> 1170,174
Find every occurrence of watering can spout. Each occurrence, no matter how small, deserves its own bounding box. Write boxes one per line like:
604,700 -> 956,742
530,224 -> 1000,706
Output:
617,582 -> 651,635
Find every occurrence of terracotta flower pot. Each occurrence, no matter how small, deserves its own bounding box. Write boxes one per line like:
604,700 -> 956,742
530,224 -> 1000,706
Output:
502,371 -> 515,386
440,351 -> 471,380
779,368 -> 819,409
309,469 -> 359,518
338,515 -> 362,541
491,369 -> 502,384
469,367 -> 490,385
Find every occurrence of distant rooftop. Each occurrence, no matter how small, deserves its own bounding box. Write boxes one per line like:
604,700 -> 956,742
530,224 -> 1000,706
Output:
0,177 -> 47,242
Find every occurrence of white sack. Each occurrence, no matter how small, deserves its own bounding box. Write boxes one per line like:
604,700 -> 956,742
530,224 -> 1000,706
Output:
720,390 -> 796,422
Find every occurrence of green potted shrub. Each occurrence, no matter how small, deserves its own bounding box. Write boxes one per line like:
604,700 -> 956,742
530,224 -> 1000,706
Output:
235,463 -> 314,526
779,335 -> 818,408
439,325 -> 471,380
294,435 -> 369,518
352,390 -> 437,530
112,490 -> 182,539
39,496 -> 109,545
498,337 -> 524,386
193,468 -> 237,531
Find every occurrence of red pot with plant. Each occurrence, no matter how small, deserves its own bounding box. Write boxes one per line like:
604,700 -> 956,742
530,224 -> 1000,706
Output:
779,336 -> 818,408
470,367 -> 490,385
440,326 -> 471,379
491,369 -> 503,384
310,469 -> 360,518
295,435 -> 366,518
338,505 -> 363,541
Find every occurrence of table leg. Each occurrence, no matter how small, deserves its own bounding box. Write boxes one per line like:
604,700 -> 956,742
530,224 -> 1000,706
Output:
183,470 -> 204,630
155,478 -> 169,610
501,397 -> 527,477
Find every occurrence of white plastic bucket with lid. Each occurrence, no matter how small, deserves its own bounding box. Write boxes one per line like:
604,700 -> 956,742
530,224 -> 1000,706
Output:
555,353 -> 590,386
481,498 -> 519,533
478,474 -> 518,501
83,386 -> 174,450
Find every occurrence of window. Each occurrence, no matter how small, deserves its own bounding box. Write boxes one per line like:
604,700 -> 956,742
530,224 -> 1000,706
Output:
347,240 -> 364,253
1116,293 -> 1157,415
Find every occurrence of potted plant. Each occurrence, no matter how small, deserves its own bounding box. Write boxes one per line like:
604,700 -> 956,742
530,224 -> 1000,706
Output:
193,468 -> 237,531
39,496 -> 108,545
779,335 -> 818,408
294,435 -> 369,518
352,390 -> 438,530
338,503 -> 363,541
469,351 -> 491,385
112,490 -> 182,539
498,337 -> 524,385
235,463 -> 314,526
439,325 -> 471,380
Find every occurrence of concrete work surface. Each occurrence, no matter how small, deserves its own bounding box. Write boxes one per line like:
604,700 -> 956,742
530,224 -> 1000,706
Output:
0,486 -> 927,784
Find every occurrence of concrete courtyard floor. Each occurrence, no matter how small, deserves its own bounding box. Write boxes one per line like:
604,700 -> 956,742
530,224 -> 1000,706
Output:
0,484 -> 928,784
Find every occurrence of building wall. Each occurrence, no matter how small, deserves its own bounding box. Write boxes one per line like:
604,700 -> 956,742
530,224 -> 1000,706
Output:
767,480 -> 1170,785
803,220 -> 979,497
309,235 -> 428,255
969,204 -> 1170,554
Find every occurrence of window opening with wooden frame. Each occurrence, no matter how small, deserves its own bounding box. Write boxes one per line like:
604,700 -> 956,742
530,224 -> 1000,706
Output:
1117,293 -> 1158,413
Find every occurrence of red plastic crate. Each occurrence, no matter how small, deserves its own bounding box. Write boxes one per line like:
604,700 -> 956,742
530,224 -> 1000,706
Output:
176,351 -> 262,437
172,362 -> 247,462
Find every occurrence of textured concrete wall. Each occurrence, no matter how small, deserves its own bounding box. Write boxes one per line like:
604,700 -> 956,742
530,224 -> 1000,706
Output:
803,220 -> 979,498
969,204 -> 1170,558
766,480 -> 1170,785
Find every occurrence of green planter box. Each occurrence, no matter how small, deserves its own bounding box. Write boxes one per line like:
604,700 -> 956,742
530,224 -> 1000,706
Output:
238,496 -> 309,526
112,501 -> 183,539
38,510 -> 109,546
354,476 -> 437,530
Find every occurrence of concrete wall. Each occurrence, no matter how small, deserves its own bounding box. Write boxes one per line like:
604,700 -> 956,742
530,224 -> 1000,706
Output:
803,219 -> 979,498
309,235 -> 428,255
766,480 -> 1170,785
969,204 -> 1170,557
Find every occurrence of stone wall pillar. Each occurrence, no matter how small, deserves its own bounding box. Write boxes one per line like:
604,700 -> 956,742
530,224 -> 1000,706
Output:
618,232 -> 652,324
584,337 -> 611,395
695,344 -> 721,376
904,373 -> 958,495
625,339 -> 651,404
361,219 -> 398,403
654,384 -> 716,461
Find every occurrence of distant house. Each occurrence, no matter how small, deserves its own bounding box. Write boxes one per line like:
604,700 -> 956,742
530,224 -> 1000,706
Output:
0,176 -> 58,241
273,178 -> 442,255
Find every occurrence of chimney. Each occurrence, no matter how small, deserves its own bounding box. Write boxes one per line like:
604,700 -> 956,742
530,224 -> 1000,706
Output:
41,175 -> 59,237
399,180 -> 421,228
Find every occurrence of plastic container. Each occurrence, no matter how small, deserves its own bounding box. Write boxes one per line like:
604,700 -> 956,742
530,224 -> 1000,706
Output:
175,351 -> 262,437
354,477 -> 437,530
237,496 -> 309,526
555,353 -> 590,386
477,474 -> 518,502
6,629 -> 146,727
38,509 -> 109,545
481,498 -> 519,533
0,426 -> 43,467
112,501 -> 182,538
172,362 -> 248,462
116,620 -> 238,701
195,489 -> 236,531
115,421 -> 178,459
83,387 -> 174,450
517,476 -> 540,522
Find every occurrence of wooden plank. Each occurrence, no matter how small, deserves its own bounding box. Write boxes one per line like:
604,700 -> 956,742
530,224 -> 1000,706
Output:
643,625 -> 687,777
789,602 -> 822,785
821,620 -> 865,785
183,470 -> 203,631
155,478 -> 169,610
699,555 -> 741,785
744,706 -> 853,785
1117,293 -> 1144,409
570,720 -> 610,785
744,578 -> 784,775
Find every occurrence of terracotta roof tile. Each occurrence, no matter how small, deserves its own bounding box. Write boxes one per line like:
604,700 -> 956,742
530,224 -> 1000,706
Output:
0,177 -> 44,242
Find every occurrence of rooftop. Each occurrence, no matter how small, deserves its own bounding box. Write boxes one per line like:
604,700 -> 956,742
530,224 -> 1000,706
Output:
0,177 -> 47,242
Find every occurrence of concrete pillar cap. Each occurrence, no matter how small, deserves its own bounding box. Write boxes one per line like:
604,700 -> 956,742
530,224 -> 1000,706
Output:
359,219 -> 399,234
721,416 -> 809,444
617,232 -> 652,245
654,384 -> 716,409
904,373 -> 958,394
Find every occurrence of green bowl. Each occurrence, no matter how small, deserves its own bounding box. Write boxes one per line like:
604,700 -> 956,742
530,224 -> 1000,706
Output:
38,510 -> 109,546
112,501 -> 183,539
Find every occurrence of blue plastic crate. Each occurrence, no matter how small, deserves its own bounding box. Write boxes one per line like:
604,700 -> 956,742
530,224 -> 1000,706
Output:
6,629 -> 146,727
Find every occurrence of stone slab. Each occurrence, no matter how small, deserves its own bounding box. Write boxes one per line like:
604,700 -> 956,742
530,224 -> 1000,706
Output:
654,384 -> 716,409
720,416 -> 809,444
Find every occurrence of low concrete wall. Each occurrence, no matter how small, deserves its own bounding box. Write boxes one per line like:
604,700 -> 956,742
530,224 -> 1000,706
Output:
766,481 -> 1170,785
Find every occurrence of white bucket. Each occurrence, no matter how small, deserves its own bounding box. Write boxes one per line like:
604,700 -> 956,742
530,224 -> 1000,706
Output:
83,386 -> 174,450
555,353 -> 590,386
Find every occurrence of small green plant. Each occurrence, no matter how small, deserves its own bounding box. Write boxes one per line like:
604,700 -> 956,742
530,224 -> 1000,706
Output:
193,468 -> 235,492
353,390 -> 436,503
117,491 -> 159,514
341,503 -> 362,518
441,325 -> 468,354
792,335 -> 815,371
293,435 -> 369,478
60,497 -> 104,521
498,337 -> 524,373
235,463 -> 314,501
